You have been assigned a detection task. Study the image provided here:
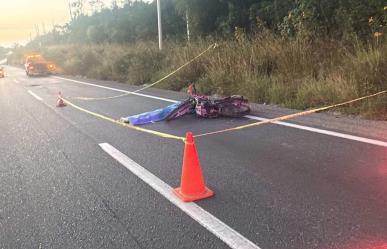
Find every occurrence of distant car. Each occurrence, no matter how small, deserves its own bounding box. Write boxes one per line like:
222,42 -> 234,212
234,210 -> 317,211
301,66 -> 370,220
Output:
25,54 -> 50,77
0,67 -> 4,78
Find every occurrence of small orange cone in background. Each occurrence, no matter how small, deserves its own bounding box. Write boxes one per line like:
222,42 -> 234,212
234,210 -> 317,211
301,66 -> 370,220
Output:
174,132 -> 214,202
56,91 -> 66,107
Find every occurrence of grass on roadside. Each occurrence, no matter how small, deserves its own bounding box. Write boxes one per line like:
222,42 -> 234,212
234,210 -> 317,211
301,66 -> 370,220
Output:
9,33 -> 387,119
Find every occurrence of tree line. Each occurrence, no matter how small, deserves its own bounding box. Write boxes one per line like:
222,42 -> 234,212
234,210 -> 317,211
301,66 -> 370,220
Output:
0,47 -> 9,58
28,0 -> 386,47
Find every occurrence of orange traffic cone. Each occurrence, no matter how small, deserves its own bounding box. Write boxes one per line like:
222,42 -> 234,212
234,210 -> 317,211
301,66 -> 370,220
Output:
174,132 -> 214,202
56,92 -> 66,107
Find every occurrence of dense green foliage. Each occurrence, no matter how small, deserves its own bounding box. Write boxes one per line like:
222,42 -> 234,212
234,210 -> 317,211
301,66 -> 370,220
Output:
28,0 -> 386,46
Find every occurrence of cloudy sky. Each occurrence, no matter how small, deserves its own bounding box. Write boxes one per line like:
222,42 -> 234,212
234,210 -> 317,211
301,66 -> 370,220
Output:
0,0 -> 121,47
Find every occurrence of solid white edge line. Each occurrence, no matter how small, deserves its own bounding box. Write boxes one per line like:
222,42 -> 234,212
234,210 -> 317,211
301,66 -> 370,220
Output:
99,143 -> 261,249
53,76 -> 178,103
245,115 -> 387,148
53,75 -> 387,147
28,90 -> 43,101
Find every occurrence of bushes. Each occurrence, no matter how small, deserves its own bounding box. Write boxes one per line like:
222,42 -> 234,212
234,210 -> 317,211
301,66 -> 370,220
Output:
119,48 -> 165,85
43,43 -> 165,84
36,34 -> 387,119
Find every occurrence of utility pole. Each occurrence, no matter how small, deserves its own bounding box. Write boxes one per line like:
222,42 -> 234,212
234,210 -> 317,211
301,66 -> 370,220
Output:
186,9 -> 190,43
157,0 -> 162,50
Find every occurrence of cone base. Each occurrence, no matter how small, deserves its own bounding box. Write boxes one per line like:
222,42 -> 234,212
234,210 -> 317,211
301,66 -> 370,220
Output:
174,187 -> 214,202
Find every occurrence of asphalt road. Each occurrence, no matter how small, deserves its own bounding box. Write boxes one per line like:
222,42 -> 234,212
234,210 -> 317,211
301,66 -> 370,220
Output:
1,66 -> 387,249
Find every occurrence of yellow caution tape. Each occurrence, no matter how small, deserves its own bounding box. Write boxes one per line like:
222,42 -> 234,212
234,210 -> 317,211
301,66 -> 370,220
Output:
71,43 -> 218,101
194,89 -> 387,138
62,97 -> 185,142
72,93 -> 130,101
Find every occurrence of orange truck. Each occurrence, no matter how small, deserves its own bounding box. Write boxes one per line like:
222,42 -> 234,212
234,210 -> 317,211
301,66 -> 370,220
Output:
24,54 -> 56,77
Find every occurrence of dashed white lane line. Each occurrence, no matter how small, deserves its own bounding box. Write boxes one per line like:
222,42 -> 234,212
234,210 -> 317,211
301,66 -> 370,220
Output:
99,142 -> 261,249
28,90 -> 43,101
53,76 -> 178,103
245,115 -> 387,148
53,76 -> 387,147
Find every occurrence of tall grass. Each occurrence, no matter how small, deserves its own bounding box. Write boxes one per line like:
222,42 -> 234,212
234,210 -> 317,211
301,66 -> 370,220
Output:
19,34 -> 387,119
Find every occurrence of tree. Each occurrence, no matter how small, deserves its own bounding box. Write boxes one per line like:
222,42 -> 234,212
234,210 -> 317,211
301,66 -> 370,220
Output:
26,0 -> 387,46
87,25 -> 107,43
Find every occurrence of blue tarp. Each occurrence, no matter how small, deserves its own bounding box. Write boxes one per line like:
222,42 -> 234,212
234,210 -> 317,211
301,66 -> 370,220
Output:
120,102 -> 181,125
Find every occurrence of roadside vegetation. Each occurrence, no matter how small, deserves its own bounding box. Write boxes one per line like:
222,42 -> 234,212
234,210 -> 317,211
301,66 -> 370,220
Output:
8,0 -> 387,119
0,46 -> 10,60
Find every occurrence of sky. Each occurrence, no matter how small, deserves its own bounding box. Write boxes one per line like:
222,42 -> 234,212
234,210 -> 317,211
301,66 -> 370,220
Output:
0,0 -> 119,47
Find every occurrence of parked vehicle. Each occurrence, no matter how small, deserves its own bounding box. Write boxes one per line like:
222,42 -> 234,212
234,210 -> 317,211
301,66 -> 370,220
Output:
0,67 -> 4,78
24,54 -> 55,77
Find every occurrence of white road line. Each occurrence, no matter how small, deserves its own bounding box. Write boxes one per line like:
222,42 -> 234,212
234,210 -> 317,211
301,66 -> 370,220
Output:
28,90 -> 43,101
99,143 -> 261,249
14,79 -> 20,83
53,76 -> 178,103
54,75 -> 387,147
245,115 -> 387,148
